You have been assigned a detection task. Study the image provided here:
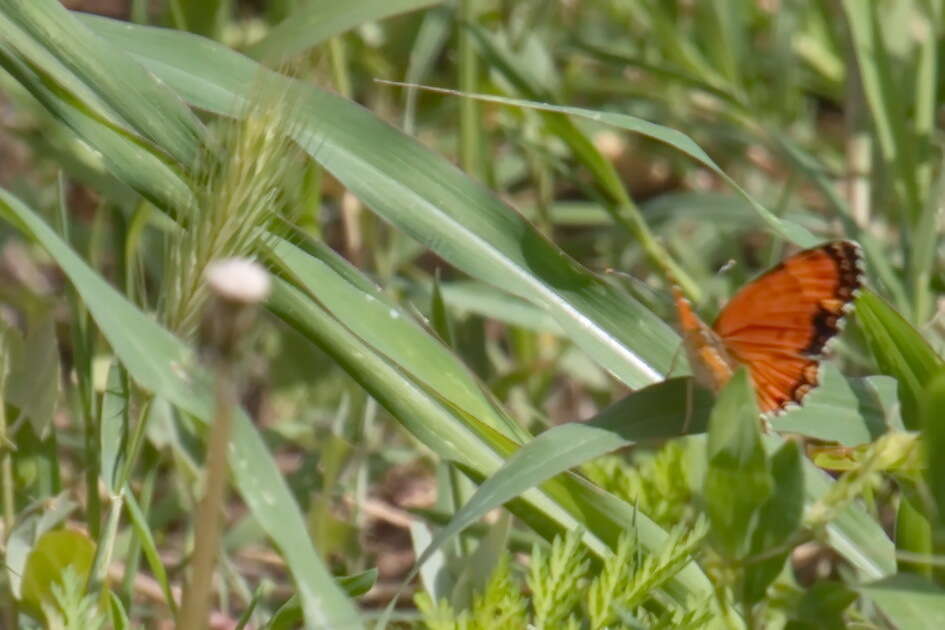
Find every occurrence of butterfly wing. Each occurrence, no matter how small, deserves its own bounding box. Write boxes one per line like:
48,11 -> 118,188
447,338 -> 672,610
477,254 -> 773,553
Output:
712,241 -> 863,413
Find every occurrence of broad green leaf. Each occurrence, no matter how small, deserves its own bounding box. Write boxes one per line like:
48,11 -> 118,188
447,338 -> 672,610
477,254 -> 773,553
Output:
337,568 -> 379,597
896,495 -> 933,577
430,281 -> 562,334
258,570 -> 377,630
21,529 -> 95,616
266,596 -> 303,630
855,290 -> 945,429
410,522 -> 451,602
248,0 -> 441,61
704,368 -> 771,559
743,440 -> 804,605
0,188 -> 362,630
857,573 -> 945,628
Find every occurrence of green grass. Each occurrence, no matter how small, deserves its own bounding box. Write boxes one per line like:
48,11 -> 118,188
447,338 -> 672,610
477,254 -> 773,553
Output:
0,0 -> 944,628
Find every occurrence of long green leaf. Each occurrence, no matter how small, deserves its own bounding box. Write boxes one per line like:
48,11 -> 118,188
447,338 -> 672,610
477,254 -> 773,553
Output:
376,83 -> 818,248
80,13 -> 682,390
0,37 -> 192,210
0,0 -> 203,166
263,245 -> 715,602
704,368 -> 771,560
855,291 -> 945,429
410,377 -> 712,578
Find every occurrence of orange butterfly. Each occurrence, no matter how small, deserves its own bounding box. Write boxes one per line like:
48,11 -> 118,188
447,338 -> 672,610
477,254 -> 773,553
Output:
673,240 -> 864,415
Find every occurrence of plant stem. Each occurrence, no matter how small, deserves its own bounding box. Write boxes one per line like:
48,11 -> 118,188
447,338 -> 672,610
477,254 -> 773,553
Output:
458,0 -> 482,180
0,368 -> 17,630
87,491 -> 124,594
178,366 -> 236,629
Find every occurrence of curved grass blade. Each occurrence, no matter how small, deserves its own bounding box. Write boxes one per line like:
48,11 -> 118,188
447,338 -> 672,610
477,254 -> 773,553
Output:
410,377 -> 712,584
264,251 -> 715,604
0,0 -> 203,166
79,13 -> 683,390
0,39 -> 193,211
267,237 -> 528,441
855,290 -> 945,430
376,82 -> 818,248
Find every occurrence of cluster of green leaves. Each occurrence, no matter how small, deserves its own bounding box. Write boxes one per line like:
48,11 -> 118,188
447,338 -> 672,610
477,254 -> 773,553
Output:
0,0 -> 944,628
412,370 -> 908,629
583,440 -> 696,529
39,567 -> 106,630
417,523 -> 711,630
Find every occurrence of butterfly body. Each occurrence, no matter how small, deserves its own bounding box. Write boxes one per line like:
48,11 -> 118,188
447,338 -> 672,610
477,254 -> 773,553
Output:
673,287 -> 737,392
674,240 -> 864,415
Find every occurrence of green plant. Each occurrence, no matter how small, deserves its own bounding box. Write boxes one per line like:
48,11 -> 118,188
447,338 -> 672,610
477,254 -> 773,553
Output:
0,1 -> 944,628
417,523 -> 711,630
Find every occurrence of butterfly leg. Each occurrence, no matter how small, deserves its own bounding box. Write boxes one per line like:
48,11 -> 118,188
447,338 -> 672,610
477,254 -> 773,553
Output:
665,340 -> 685,379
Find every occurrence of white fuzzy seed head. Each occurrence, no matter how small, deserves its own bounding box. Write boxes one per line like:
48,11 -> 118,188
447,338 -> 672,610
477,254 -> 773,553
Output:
204,258 -> 271,305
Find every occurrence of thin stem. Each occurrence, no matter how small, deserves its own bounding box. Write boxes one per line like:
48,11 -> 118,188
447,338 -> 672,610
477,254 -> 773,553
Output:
0,381 -> 13,534
0,357 -> 17,630
56,174 -> 101,535
87,491 -> 124,595
458,0 -> 482,180
329,36 -> 353,100
178,366 -> 237,629
116,396 -> 154,492
120,461 -> 156,611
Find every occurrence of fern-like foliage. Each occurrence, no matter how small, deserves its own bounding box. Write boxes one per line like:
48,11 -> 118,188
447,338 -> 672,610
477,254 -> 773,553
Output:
471,555 -> 529,628
417,520 -> 712,630
39,566 -> 106,630
582,441 -> 695,529
527,527 -> 589,628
